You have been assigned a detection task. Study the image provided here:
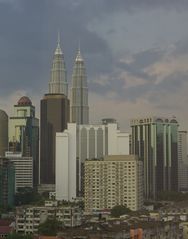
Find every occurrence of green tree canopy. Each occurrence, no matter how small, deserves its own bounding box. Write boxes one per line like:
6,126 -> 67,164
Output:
111,205 -> 131,218
157,191 -> 188,201
38,218 -> 62,236
15,187 -> 46,206
7,233 -> 33,239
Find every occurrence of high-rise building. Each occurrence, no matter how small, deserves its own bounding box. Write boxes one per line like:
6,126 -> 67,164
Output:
0,110 -> 8,157
70,48 -> 89,124
49,34 -> 68,96
131,116 -> 179,199
5,152 -> 33,192
40,94 -> 69,186
9,96 -> 39,187
56,123 -> 129,201
0,157 -> 15,208
178,131 -> 188,191
84,155 -> 143,212
40,37 -> 70,187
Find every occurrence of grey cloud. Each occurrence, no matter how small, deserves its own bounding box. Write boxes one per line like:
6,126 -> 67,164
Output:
130,48 -> 164,69
68,0 -> 188,17
90,43 -> 188,104
0,0 -> 188,106
148,72 -> 188,101
115,48 -> 164,83
173,38 -> 188,56
124,71 -> 188,103
0,0 -> 114,97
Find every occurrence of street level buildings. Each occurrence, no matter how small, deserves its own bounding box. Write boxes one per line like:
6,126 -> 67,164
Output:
84,155 -> 143,212
9,96 -> 39,187
56,123 -> 129,201
131,116 -> 179,199
16,205 -> 82,234
70,48 -> 89,124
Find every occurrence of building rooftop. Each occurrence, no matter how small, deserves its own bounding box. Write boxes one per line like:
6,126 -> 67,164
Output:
85,155 -> 139,162
0,226 -> 12,234
18,96 -> 32,106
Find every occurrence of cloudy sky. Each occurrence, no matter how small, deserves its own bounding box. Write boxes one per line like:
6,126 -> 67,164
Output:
0,0 -> 188,131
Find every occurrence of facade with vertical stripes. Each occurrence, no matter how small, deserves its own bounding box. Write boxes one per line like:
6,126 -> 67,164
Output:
70,48 -> 89,125
56,123 -> 129,201
131,116 -> 178,199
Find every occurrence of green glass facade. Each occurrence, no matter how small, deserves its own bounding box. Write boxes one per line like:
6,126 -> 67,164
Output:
0,158 -> 15,208
131,117 -> 178,199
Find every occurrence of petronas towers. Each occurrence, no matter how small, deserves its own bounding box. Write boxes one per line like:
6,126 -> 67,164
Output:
71,48 -> 89,124
49,35 -> 68,96
40,35 -> 90,185
49,35 -> 89,124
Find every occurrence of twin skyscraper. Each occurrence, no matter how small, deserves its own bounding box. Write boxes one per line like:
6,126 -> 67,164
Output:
49,34 -> 89,124
40,35 -> 89,189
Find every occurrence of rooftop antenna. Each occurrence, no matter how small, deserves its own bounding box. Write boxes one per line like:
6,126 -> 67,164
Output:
78,38 -> 80,52
57,30 -> 60,45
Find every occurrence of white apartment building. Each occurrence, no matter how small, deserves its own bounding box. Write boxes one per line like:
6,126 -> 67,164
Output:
84,155 -> 143,212
16,205 -> 82,234
5,151 -> 33,191
56,123 -> 129,201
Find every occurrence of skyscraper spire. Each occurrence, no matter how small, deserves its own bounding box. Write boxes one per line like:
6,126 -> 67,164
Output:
49,33 -> 68,96
71,46 -> 89,124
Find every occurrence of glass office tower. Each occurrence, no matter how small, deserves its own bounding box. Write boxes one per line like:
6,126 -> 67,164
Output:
131,117 -> 178,199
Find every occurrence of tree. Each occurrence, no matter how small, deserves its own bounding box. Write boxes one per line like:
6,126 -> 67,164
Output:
7,233 -> 33,239
111,205 -> 131,218
157,191 -> 188,201
15,187 -> 44,206
38,218 -> 62,236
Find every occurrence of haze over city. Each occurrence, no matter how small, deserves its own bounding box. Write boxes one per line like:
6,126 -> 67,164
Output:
0,0 -> 188,131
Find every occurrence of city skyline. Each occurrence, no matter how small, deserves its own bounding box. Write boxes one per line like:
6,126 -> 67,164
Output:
0,1 -> 188,131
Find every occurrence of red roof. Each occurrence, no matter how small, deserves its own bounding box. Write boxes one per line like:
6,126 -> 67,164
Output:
0,219 -> 11,226
18,96 -> 32,106
38,237 -> 64,239
0,226 -> 12,234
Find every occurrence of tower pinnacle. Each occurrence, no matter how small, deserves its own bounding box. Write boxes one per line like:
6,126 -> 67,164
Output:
55,31 -> 63,55
49,33 -> 68,96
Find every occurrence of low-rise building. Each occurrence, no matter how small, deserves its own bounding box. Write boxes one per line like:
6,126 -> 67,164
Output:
158,201 -> 188,224
15,205 -> 82,234
130,222 -> 181,239
180,222 -> 188,239
0,219 -> 15,238
56,220 -> 182,239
